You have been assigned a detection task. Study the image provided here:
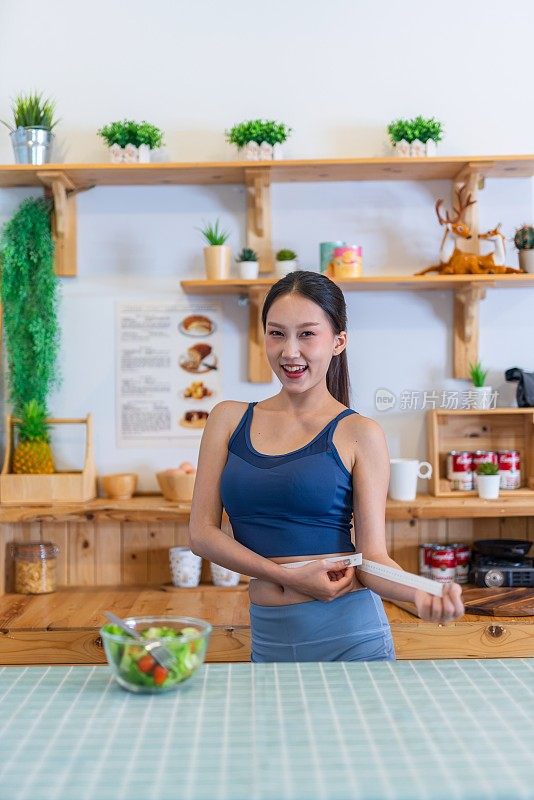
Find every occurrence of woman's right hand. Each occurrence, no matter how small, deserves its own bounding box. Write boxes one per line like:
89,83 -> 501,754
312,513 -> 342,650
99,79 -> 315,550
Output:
281,559 -> 356,602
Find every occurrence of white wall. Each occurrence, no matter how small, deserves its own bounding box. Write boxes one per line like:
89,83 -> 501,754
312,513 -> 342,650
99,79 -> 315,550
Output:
1,0 -> 534,491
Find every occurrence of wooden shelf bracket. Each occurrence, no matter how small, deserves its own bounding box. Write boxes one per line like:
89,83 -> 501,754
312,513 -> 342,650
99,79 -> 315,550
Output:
36,171 -> 78,277
247,285 -> 272,383
453,283 -> 488,378
245,168 -> 273,275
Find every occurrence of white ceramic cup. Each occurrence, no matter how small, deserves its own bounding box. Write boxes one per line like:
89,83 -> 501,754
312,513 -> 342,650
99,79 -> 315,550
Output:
169,546 -> 202,588
210,562 -> 241,587
389,458 -> 432,501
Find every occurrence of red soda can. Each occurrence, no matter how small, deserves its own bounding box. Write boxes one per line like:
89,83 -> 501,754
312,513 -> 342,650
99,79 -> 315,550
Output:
430,545 -> 456,584
419,543 -> 436,578
447,451 -> 473,491
497,450 -> 521,490
450,542 -> 470,584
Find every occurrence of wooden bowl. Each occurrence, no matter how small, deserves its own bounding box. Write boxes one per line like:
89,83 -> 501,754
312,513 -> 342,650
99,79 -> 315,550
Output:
101,472 -> 137,500
156,471 -> 196,502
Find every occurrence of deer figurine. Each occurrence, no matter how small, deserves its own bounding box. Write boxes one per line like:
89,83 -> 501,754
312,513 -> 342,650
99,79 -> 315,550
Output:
416,185 -> 523,275
478,224 -> 506,267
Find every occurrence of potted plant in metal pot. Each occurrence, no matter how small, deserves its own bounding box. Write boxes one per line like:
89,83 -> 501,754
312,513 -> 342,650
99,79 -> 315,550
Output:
476,462 -> 500,500
225,119 -> 292,160
236,247 -> 259,279
275,248 -> 298,276
97,119 -> 164,163
468,361 -> 493,409
198,219 -> 231,279
1,91 -> 59,165
513,225 -> 534,273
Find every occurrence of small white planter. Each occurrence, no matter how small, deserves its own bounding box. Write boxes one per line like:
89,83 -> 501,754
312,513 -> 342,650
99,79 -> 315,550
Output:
275,259 -> 298,276
471,386 -> 493,409
108,143 -> 152,163
518,249 -> 534,273
210,562 -> 241,587
477,474 -> 500,500
393,139 -> 411,157
393,139 -> 438,157
238,261 -> 259,279
410,139 -> 426,157
238,141 -> 284,161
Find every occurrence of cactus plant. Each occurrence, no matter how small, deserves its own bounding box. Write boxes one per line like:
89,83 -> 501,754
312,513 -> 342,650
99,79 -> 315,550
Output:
275,249 -> 297,261
236,248 -> 258,262
476,462 -> 499,476
514,225 -> 534,250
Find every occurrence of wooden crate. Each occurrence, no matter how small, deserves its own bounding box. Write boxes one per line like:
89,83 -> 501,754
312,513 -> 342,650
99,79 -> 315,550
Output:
427,408 -> 534,498
0,415 -> 96,505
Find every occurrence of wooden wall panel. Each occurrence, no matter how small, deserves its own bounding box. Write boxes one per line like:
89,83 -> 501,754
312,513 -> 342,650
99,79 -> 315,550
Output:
94,521 -> 122,585
68,522 -> 96,585
0,515 -> 532,594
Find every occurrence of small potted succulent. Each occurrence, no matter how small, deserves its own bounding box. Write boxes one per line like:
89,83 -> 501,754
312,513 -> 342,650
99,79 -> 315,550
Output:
225,119 -> 292,160
476,462 -> 500,500
236,247 -> 259,279
514,225 -> 534,273
97,119 -> 164,163
468,361 -> 492,410
275,248 -> 298,276
198,219 -> 231,279
387,116 -> 443,157
1,91 -> 59,165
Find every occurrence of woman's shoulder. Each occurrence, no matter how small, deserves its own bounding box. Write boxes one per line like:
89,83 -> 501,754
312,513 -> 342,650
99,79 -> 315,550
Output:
341,410 -> 386,442
207,400 -> 249,435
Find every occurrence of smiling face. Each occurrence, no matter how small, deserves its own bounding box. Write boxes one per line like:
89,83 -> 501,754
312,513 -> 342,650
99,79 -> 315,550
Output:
265,293 -> 347,392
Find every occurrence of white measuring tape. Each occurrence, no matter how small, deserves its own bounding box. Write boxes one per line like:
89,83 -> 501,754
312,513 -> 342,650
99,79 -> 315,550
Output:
281,552 -> 443,597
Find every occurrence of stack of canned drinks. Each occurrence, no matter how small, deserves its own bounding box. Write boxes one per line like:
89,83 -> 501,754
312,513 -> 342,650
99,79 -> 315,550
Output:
447,449 -> 521,491
419,542 -> 471,585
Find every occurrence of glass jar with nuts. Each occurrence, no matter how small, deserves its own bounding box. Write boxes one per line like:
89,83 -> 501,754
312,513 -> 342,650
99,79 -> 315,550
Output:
12,542 -> 59,594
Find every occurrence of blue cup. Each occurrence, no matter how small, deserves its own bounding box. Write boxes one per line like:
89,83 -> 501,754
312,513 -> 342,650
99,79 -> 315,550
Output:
320,241 -> 346,274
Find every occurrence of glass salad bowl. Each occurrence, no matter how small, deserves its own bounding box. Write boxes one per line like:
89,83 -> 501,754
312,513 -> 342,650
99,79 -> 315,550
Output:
100,615 -> 212,693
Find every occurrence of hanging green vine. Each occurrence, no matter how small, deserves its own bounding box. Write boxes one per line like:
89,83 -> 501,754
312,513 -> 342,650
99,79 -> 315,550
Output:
0,197 -> 61,416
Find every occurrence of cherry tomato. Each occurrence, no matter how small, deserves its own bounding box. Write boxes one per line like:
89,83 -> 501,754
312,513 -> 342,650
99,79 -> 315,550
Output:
137,654 -> 156,673
153,665 -> 169,686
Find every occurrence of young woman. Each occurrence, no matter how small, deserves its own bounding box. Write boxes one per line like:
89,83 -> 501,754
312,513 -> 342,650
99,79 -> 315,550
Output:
189,270 -> 464,662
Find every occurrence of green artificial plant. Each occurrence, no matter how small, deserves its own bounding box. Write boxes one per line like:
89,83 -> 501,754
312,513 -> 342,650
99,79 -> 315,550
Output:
387,116 -> 443,144
97,119 -> 164,149
275,249 -> 297,261
1,91 -> 59,132
225,119 -> 292,148
236,248 -> 258,262
0,197 -> 61,416
198,219 -> 230,246
468,361 -> 488,388
476,462 -> 499,476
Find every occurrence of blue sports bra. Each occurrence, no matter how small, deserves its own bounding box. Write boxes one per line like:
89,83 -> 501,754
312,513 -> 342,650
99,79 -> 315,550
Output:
220,402 -> 358,558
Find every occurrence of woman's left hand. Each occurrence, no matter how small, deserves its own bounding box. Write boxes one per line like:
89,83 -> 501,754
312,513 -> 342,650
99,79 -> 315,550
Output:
414,582 -> 464,623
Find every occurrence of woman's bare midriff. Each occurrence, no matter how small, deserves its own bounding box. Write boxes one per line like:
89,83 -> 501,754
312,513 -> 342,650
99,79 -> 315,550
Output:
249,551 -> 367,606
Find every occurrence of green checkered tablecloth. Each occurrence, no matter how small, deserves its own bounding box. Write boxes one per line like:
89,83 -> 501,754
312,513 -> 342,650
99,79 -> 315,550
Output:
0,660 -> 532,800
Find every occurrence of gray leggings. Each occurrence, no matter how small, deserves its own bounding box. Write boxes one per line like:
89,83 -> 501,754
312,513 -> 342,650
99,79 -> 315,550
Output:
250,588 -> 396,663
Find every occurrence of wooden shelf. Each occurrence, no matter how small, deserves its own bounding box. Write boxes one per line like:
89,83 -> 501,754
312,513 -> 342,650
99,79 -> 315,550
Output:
3,155 -> 534,379
181,274 -> 534,293
0,584 -> 531,665
2,154 -> 534,189
1,492 -> 533,523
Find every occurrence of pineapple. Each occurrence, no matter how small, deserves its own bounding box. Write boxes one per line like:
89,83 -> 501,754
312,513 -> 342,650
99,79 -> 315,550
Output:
13,400 -> 55,474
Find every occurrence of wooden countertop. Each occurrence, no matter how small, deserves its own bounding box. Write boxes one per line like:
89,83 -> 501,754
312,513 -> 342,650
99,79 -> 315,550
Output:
1,493 -> 534,522
0,584 -> 532,664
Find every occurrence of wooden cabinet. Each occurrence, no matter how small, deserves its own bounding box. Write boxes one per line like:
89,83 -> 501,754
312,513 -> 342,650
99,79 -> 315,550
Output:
0,497 -> 532,662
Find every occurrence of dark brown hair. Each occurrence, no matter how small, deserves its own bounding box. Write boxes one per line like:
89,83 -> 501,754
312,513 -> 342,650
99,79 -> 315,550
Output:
261,270 -> 352,408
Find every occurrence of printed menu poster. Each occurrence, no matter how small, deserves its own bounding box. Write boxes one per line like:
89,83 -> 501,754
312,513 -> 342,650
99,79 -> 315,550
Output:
117,302 -> 221,447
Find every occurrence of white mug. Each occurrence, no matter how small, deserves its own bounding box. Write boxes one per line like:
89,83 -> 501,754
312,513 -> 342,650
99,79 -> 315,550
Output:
169,546 -> 202,588
389,458 -> 432,501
